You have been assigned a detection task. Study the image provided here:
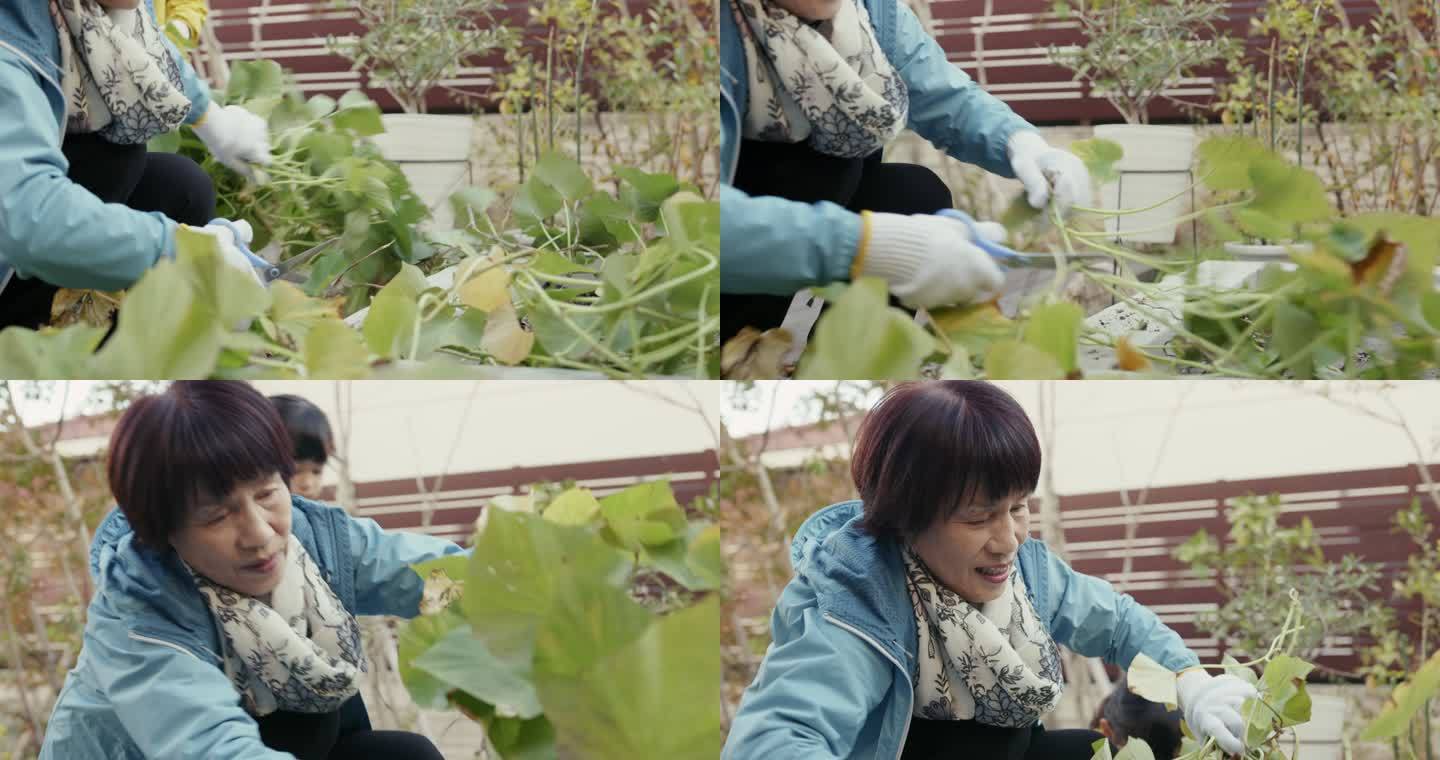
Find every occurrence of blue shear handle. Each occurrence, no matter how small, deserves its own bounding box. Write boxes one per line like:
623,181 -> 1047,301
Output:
207,218 -> 279,280
934,209 -> 1028,266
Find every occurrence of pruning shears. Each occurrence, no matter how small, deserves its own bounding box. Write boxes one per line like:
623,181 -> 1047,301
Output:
935,208 -> 1110,269
209,218 -> 338,285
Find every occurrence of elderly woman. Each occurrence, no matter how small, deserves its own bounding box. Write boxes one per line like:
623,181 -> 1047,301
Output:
0,0 -> 267,329
723,381 -> 1257,760
38,382 -> 461,760
719,0 -> 1094,342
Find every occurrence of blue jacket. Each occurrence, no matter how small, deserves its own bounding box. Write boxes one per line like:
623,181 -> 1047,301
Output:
720,0 -> 1039,296
0,0 -> 212,293
722,501 -> 1199,760
38,495 -> 466,760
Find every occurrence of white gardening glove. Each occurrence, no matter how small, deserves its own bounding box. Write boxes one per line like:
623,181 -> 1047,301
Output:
193,103 -> 271,180
855,211 -> 1006,310
1176,669 -> 1259,756
186,219 -> 264,286
1007,129 -> 1092,217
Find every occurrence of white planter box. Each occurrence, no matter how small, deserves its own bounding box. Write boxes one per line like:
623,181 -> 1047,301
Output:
372,114 -> 475,233
1093,125 -> 1197,245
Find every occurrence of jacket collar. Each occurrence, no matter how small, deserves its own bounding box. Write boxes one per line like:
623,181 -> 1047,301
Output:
791,501 -> 918,674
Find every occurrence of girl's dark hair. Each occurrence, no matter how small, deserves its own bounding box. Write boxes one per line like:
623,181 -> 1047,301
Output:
269,394 -> 335,465
1091,675 -> 1184,760
107,382 -> 295,549
851,381 -> 1041,540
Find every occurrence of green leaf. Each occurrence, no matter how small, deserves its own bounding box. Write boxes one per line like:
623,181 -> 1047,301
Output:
361,264 -> 429,359
984,339 -> 1065,379
614,167 -> 680,222
1246,158 -> 1332,224
397,606 -> 467,709
304,318 -> 372,378
513,177 -> 564,222
410,624 -> 543,718
225,60 -> 285,103
795,278 -> 936,379
1196,136 -> 1273,191
462,509 -> 647,675
534,596 -> 721,760
334,91 -> 384,136
487,715 -> 558,760
1234,209 -> 1296,243
598,481 -> 688,551
534,151 -> 594,201
1022,301 -> 1084,375
1125,653 -> 1178,709
1068,137 -> 1124,184
147,130 -> 181,154
451,187 -> 498,229
0,325 -> 106,379
543,488 -> 602,526
1361,648 -> 1440,740
1270,301 -> 1319,376
647,523 -> 723,591
1000,192 -> 1043,233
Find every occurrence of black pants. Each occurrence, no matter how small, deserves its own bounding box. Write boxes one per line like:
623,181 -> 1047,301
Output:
0,132 -> 216,330
721,138 -> 955,343
256,707 -> 446,760
901,718 -> 1103,760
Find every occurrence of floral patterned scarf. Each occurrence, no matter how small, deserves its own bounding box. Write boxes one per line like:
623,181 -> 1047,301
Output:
49,0 -> 191,143
902,546 -> 1065,726
186,534 -> 367,717
729,0 -> 908,158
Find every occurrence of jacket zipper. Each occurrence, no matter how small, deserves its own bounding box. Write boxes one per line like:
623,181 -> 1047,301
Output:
720,69 -> 740,186
822,613 -> 913,760
127,632 -> 200,661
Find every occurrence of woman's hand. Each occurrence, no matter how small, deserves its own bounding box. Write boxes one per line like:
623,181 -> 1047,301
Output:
194,104 -> 272,180
1175,668 -> 1259,756
852,211 -> 1007,309
1007,130 -> 1092,217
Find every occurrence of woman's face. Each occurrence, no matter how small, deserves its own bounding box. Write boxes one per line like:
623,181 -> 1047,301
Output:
170,472 -> 292,597
772,0 -> 844,21
911,492 -> 1031,604
291,460 -> 324,500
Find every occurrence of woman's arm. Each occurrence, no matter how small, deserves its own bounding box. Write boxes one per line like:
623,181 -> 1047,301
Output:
885,0 -> 1036,178
722,584 -> 892,760
84,616 -> 293,759
0,54 -> 177,291
719,184 -> 864,295
1027,539 -> 1200,672
344,512 -> 468,618
719,68 -> 865,296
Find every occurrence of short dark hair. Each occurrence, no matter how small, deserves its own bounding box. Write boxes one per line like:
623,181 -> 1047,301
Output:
107,381 -> 296,549
269,394 -> 334,465
1091,675 -> 1183,759
851,381 -> 1041,540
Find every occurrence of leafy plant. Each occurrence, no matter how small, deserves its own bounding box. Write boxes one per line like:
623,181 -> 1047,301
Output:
328,0 -> 514,114
1049,0 -> 1238,124
396,480 -> 722,760
1357,497 -> 1440,756
485,0 -> 718,194
1120,591 -> 1316,760
1174,493 -> 1391,668
153,59 -> 433,316
739,134 -> 1440,380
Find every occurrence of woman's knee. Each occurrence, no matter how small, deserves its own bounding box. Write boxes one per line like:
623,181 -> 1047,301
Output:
330,729 -> 444,760
852,162 -> 954,215
133,152 -> 217,226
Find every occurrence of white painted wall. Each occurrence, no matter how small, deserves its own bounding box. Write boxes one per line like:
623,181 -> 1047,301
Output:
724,381 -> 1440,495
